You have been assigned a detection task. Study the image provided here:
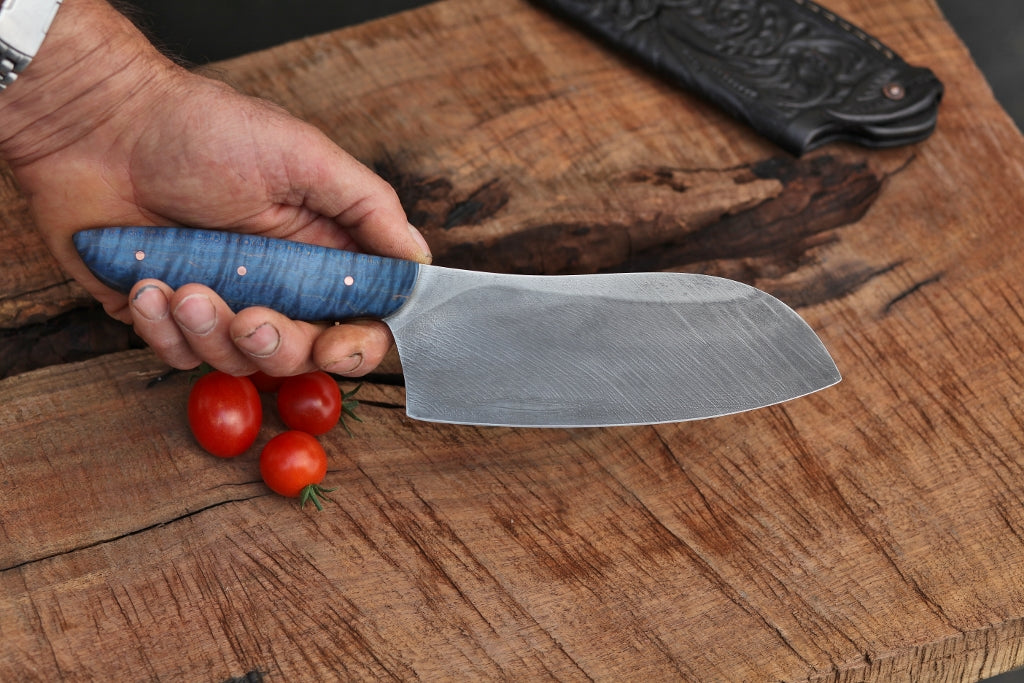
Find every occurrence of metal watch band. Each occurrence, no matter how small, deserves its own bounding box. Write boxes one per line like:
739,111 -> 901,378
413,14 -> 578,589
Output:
0,0 -> 64,91
0,45 -> 31,88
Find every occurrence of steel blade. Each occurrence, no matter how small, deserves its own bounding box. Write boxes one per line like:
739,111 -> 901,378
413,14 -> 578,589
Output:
387,266 -> 840,427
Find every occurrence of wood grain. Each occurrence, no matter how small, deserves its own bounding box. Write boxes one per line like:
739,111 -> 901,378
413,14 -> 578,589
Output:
3,0 -> 1024,679
0,173 -> 88,328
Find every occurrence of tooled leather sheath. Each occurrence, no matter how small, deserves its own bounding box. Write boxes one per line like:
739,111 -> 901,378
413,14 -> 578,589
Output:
534,0 -> 943,155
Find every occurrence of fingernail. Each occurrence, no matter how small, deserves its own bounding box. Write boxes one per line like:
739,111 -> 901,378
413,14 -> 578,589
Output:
131,285 -> 168,321
234,323 -> 281,358
324,353 -> 363,375
408,223 -> 432,264
173,294 -> 217,335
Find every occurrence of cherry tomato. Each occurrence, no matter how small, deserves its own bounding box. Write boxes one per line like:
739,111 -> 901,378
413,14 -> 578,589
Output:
277,371 -> 342,435
260,431 -> 334,509
187,371 -> 262,458
248,370 -> 284,393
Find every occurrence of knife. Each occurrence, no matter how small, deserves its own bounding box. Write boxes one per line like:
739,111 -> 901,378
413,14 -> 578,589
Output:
533,0 -> 943,155
73,226 -> 840,428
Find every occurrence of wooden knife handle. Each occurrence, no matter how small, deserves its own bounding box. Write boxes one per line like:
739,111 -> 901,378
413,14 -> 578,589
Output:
72,227 -> 420,321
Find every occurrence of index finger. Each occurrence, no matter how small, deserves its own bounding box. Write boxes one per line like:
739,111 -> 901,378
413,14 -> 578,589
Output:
277,124 -> 432,263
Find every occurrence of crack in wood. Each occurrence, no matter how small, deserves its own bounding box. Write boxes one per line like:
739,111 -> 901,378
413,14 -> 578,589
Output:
442,178 -> 509,229
220,670 -> 267,683
772,260 -> 904,309
0,492 -> 264,574
0,305 -> 145,380
362,372 -> 405,388
0,278 -> 76,306
884,272 -> 944,314
359,399 -> 406,411
617,155 -> 885,273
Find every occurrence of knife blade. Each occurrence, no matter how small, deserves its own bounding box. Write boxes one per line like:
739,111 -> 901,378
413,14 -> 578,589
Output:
73,226 -> 840,427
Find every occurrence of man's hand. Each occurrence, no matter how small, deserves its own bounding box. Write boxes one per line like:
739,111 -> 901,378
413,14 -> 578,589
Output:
0,0 -> 430,377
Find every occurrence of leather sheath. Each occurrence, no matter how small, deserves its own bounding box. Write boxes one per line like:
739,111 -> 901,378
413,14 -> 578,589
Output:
534,0 -> 944,155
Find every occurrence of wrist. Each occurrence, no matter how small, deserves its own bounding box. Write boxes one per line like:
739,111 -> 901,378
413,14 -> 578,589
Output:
0,0 -> 180,165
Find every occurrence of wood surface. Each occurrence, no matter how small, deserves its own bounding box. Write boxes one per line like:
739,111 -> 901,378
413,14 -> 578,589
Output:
3,0 -> 1024,680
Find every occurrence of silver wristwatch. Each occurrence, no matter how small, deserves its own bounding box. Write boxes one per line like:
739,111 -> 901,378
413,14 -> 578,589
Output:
0,0 -> 63,90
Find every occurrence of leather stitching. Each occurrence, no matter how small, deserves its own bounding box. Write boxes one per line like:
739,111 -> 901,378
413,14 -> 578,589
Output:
792,0 -> 896,60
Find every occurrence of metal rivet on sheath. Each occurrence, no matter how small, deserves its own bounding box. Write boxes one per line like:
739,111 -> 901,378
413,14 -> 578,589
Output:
883,82 -> 905,100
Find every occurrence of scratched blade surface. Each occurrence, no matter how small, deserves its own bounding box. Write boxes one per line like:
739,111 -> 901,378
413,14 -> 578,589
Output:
385,266 -> 840,427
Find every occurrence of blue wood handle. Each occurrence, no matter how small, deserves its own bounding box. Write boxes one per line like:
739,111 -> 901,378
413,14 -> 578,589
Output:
72,227 -> 421,320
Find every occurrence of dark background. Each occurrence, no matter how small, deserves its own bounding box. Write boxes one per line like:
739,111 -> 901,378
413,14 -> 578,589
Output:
120,0 -> 1023,130
117,2 -> 1024,678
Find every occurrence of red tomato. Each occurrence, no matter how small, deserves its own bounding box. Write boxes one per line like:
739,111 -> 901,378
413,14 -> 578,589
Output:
277,371 -> 342,435
260,431 -> 334,509
187,371 -> 262,457
248,370 -> 284,393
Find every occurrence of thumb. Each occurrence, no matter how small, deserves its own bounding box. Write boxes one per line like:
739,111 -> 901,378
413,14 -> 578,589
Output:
285,125 -> 432,264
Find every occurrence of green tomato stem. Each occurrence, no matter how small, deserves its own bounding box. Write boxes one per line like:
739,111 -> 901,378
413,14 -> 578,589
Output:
298,484 -> 337,511
339,383 -> 364,436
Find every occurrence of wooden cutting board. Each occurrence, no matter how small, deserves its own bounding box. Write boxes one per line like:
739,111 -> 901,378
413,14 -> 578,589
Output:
4,0 -> 1024,679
